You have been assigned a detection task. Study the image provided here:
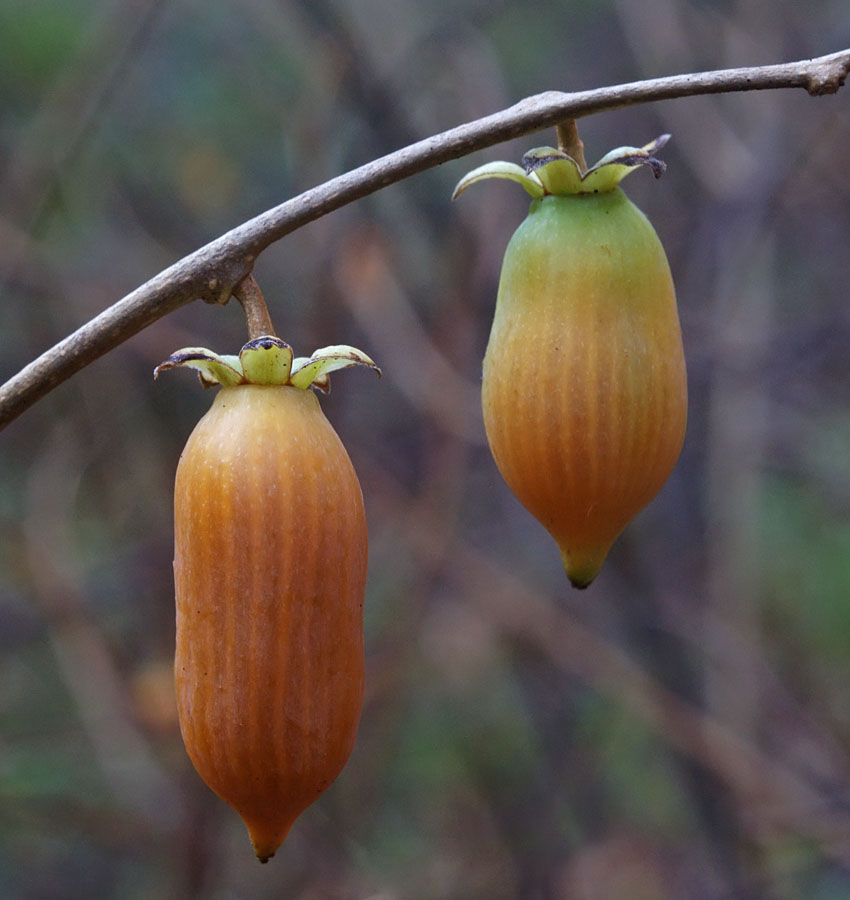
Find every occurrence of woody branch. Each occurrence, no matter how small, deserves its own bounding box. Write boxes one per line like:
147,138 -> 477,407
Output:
0,47 -> 847,430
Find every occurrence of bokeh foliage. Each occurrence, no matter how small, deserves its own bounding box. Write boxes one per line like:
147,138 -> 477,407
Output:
1,1 -> 850,898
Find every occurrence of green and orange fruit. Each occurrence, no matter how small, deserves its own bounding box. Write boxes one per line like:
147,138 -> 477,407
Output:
454,135 -> 687,587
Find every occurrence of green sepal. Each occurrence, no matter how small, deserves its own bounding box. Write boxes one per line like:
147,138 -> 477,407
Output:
155,339 -> 379,392
521,147 -> 583,194
452,161 -> 544,201
580,134 -> 670,192
153,348 -> 244,387
453,134 -> 670,198
290,345 -> 381,392
239,336 -> 294,385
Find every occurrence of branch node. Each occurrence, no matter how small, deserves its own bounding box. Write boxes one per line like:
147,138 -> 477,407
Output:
804,54 -> 850,96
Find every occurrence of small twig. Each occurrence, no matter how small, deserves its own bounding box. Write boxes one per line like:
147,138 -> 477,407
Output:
233,275 -> 276,340
0,48 -> 847,430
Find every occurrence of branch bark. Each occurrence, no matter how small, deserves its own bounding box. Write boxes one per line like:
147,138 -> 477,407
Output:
1,48 -> 847,430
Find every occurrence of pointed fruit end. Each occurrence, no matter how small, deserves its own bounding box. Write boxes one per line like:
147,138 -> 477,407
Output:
568,573 -> 595,590
560,546 -> 610,590
248,819 -> 293,864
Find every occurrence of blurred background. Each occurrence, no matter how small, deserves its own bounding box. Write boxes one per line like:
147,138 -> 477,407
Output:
1,0 -> 849,898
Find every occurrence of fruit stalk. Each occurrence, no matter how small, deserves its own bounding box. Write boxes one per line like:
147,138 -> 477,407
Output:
233,274 -> 276,340
555,119 -> 587,172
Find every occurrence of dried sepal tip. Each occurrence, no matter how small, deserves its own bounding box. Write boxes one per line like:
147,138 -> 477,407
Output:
290,345 -> 382,393
153,348 -> 243,388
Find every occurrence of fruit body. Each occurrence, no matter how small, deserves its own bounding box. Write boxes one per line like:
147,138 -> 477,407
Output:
173,383 -> 367,861
482,187 -> 686,587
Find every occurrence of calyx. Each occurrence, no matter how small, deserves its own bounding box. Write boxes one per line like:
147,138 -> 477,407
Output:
452,134 -> 670,199
154,336 -> 380,393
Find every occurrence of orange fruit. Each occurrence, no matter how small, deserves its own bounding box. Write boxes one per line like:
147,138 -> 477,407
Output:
157,338 -> 378,860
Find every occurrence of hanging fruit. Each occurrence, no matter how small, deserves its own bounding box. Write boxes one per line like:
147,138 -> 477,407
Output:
156,335 -> 379,862
454,132 -> 687,588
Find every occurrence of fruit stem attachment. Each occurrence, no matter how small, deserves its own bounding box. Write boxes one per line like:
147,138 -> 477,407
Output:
234,275 -> 276,340
556,119 -> 588,173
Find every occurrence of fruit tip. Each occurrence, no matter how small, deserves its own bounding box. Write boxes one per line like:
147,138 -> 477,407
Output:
248,818 -> 292,863
561,547 -> 607,590
568,573 -> 595,590
252,841 -> 279,864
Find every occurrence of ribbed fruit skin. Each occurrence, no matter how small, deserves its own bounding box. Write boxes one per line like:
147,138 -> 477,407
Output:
482,188 -> 687,587
173,385 -> 367,861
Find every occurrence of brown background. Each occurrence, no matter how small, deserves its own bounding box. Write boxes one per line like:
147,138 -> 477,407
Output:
1,1 -> 849,898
